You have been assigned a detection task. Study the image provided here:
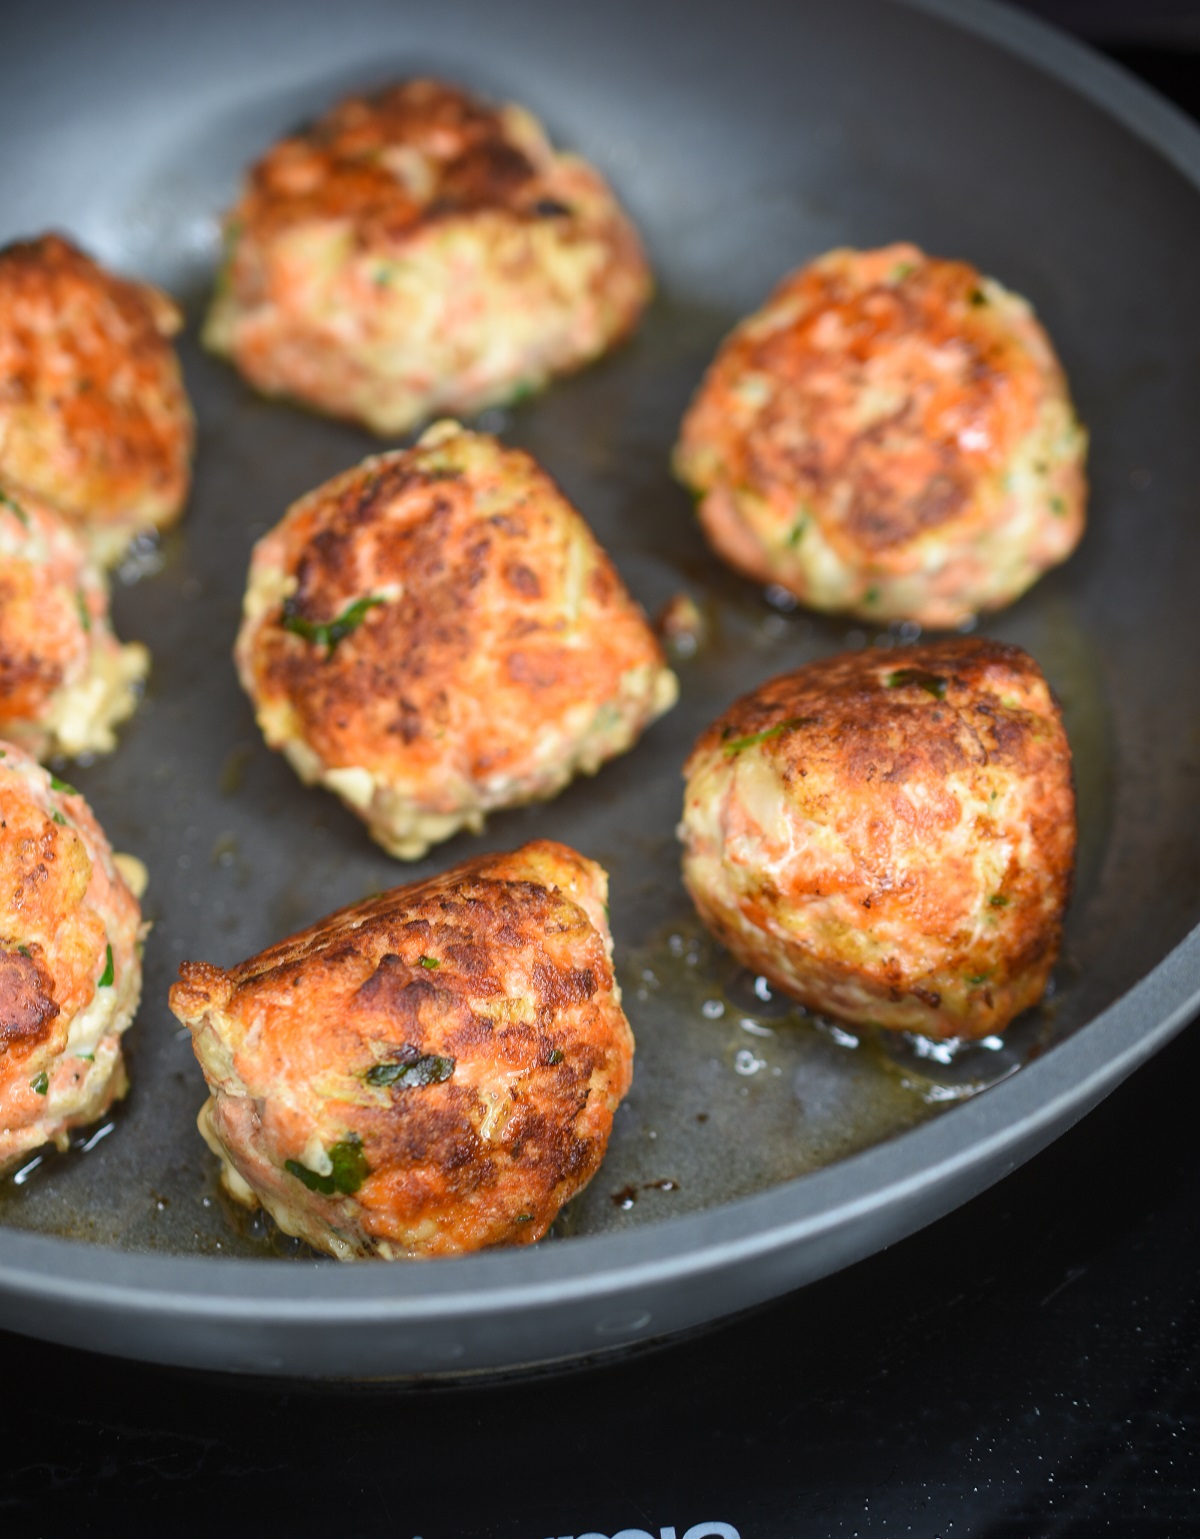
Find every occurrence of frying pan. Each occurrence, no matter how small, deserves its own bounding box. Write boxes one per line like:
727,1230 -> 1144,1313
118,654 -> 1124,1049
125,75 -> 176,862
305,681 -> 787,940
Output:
1,0 -> 1198,1378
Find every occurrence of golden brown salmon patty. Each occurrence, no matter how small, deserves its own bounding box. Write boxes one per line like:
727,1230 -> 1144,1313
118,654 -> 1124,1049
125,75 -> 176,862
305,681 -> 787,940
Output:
679,638 -> 1075,1040
236,421 -> 678,859
0,745 -> 146,1173
0,484 -> 147,760
204,78 -> 652,434
0,234 -> 194,567
673,244 -> 1086,628
170,840 -> 632,1261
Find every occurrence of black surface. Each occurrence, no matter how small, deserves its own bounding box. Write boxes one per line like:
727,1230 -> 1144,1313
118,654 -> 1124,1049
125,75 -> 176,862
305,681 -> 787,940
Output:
4,21 -> 1200,1539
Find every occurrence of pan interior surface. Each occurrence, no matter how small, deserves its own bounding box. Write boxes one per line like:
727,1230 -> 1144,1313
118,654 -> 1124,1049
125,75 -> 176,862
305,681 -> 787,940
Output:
1,0 -> 1199,1367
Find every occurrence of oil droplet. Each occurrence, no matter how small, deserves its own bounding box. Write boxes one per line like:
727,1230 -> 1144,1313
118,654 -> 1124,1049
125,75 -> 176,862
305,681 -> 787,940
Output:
734,1047 -> 766,1076
702,998 -> 725,1019
740,1016 -> 775,1038
76,1121 -> 114,1154
211,832 -> 238,868
12,1155 -> 42,1186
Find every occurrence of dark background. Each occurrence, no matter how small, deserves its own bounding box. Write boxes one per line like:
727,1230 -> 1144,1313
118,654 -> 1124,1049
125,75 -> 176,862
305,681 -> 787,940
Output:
4,8 -> 1200,1537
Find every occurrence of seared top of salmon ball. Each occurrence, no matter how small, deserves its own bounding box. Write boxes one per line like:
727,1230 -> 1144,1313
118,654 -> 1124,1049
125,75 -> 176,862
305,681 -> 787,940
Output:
204,78 -> 651,434
236,421 -> 677,859
0,234 -> 194,565
0,484 -> 147,760
680,637 -> 1075,1040
674,244 -> 1086,627
169,840 -> 633,1261
0,743 -> 146,1173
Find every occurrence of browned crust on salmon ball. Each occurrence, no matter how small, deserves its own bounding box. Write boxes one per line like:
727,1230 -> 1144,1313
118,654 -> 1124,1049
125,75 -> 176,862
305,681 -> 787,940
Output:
236,422 -> 677,858
0,743 -> 146,1172
674,244 -> 1086,627
680,638 -> 1075,1039
204,79 -> 652,434
0,485 -> 147,759
169,840 -> 633,1260
0,235 -> 194,564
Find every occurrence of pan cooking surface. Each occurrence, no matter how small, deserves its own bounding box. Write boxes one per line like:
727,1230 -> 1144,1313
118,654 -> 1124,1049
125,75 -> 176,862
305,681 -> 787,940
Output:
0,0 -> 1198,1373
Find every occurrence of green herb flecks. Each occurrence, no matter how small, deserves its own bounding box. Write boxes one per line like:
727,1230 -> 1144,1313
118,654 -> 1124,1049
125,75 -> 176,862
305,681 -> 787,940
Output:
51,811 -> 66,826
514,1213 -> 534,1224
890,260 -> 916,282
988,894 -> 1009,909
76,591 -> 91,634
77,1052 -> 94,1063
786,516 -> 808,547
886,668 -> 948,700
285,1135 -> 369,1197
0,487 -> 28,527
16,944 -> 29,958
966,972 -> 992,986
282,594 -> 385,654
863,586 -> 881,606
49,774 -> 78,796
31,1071 -> 48,1095
97,943 -> 114,988
969,287 -> 988,306
1050,495 -> 1067,516
367,1052 -> 456,1090
722,716 -> 811,756
547,1049 -> 564,1066
418,955 -> 439,970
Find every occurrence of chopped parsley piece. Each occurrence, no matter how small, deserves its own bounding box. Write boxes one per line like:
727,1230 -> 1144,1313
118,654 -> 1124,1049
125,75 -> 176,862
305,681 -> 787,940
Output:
51,811 -> 66,826
863,586 -> 881,606
77,1052 -> 94,1062
886,668 -> 947,700
1050,495 -> 1066,516
97,943 -> 114,988
285,1135 -> 369,1197
722,716 -> 811,755
418,955 -> 440,970
31,1071 -> 48,1095
49,774 -> 78,796
969,287 -> 988,306
282,594 -> 385,653
890,260 -> 916,282
16,944 -> 29,958
548,1048 -> 564,1065
966,972 -> 992,986
988,894 -> 1009,908
786,516 -> 808,547
514,1212 -> 534,1223
367,1052 -> 456,1090
76,591 -> 91,633
0,487 -> 28,526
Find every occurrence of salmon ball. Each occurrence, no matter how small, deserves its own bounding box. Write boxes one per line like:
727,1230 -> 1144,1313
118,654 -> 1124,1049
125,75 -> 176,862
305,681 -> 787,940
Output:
235,421 -> 678,859
673,244 -> 1087,627
0,484 -> 147,760
169,840 -> 632,1260
203,78 -> 652,434
0,234 -> 194,567
0,745 -> 146,1173
679,638 -> 1075,1040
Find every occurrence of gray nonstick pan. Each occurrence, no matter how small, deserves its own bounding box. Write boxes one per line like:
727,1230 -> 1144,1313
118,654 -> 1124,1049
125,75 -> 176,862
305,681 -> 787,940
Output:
1,0 -> 1199,1378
